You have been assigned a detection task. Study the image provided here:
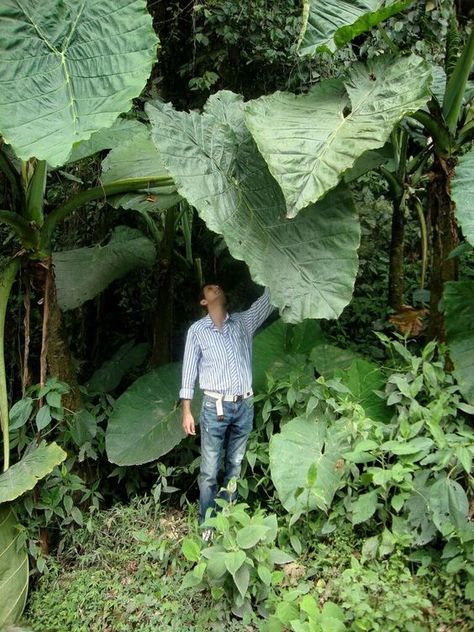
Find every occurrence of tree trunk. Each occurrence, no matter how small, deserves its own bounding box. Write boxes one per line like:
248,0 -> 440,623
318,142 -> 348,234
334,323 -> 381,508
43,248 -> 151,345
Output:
150,208 -> 177,367
40,258 -> 82,410
426,156 -> 459,340
388,201 -> 405,311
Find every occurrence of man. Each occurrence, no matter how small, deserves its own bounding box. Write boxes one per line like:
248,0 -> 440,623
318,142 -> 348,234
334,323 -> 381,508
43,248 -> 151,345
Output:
180,283 -> 274,534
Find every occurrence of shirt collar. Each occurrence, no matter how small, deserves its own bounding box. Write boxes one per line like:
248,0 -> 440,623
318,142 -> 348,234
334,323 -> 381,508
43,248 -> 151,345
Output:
204,312 -> 231,329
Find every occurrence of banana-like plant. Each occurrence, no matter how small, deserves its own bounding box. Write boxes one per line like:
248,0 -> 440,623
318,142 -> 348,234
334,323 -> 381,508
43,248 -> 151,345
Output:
0,2 -> 168,623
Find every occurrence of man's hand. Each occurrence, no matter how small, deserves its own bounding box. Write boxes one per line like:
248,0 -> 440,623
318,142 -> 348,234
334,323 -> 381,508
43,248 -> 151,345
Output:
181,399 -> 196,435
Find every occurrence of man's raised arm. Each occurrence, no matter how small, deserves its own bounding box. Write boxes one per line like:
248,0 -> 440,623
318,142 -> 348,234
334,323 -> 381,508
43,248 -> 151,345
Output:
241,287 -> 275,335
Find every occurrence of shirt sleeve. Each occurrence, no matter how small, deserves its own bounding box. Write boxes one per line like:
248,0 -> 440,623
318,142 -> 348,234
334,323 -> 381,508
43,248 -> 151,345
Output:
241,287 -> 275,336
179,328 -> 200,400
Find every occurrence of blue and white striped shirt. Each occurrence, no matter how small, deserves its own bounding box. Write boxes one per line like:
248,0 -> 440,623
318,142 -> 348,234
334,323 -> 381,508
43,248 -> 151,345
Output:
180,288 -> 274,400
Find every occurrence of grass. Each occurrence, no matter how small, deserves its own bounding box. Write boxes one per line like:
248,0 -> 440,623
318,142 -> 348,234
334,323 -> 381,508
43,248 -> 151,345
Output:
22,496 -> 473,632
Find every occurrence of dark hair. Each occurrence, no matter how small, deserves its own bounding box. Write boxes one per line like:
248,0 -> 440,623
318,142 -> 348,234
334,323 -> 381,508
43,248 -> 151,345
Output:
198,281 -> 222,302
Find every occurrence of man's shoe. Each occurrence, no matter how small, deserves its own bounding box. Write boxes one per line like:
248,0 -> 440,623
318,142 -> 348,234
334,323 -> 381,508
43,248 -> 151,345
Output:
202,528 -> 214,543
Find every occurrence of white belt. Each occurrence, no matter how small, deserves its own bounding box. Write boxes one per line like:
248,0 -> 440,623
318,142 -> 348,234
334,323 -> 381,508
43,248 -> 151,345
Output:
203,390 -> 253,418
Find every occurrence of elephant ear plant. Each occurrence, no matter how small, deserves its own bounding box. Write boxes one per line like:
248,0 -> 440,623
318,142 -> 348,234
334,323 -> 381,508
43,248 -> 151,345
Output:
0,0 -> 173,626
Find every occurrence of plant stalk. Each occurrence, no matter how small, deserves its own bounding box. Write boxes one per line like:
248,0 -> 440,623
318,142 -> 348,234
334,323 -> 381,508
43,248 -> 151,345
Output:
0,259 -> 21,472
40,176 -> 174,251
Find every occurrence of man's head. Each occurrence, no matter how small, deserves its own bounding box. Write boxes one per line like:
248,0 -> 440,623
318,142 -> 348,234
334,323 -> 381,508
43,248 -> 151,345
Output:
199,283 -> 226,311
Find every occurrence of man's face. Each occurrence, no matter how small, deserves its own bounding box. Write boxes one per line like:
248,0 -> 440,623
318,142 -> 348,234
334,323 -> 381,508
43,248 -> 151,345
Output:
200,284 -> 225,309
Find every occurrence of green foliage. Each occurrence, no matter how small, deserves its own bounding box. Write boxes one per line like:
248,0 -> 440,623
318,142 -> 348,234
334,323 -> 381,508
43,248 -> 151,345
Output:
147,93 -> 360,322
245,54 -> 432,217
443,280 -> 474,404
0,442 -> 66,504
0,0 -> 159,166
25,497 -> 247,631
0,505 -> 28,628
263,335 -> 474,592
452,147 -> 474,246
182,499 -> 293,618
298,0 -> 414,56
105,362 -> 190,466
53,226 -> 157,311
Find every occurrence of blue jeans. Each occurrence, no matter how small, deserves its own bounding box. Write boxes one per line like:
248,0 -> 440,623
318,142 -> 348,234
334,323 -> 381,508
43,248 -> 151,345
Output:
198,395 -> 254,524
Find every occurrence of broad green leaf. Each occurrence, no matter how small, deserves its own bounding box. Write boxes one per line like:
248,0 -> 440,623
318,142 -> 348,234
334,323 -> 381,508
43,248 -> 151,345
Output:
334,358 -> 392,422
0,505 -> 28,628
253,319 -> 325,392
35,405 -> 52,432
380,437 -> 433,455
298,0 -> 413,55
147,92 -> 361,322
452,147 -> 474,246
311,344 -> 363,377
224,550 -> 246,578
236,524 -> 270,549
101,122 -> 181,214
66,118 -> 145,164
351,490 -> 378,525
69,410 -> 97,447
105,363 -> 200,466
343,143 -> 394,184
233,563 -> 250,598
245,55 -> 431,216
0,0 -> 158,167
86,340 -> 150,393
443,281 -> 474,404
181,538 -> 201,563
53,226 -> 156,311
429,475 -> 469,536
269,417 -> 348,513
0,442 -> 66,503
8,397 -> 34,431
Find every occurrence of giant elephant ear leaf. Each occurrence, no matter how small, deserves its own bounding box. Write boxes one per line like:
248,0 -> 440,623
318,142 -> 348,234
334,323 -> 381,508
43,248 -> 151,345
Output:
0,0 -> 158,167
269,418 -> 348,513
443,281 -> 474,404
0,442 -> 67,504
245,55 -> 432,217
66,118 -> 146,165
452,147 -> 474,246
146,92 -> 360,323
101,123 -> 181,214
53,226 -> 156,311
253,319 -> 324,392
298,0 -> 413,56
0,505 -> 28,628
105,363 -> 201,466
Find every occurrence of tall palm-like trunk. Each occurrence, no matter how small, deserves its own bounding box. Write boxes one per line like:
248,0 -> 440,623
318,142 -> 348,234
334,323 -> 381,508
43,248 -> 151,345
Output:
39,258 -> 82,410
426,156 -> 459,340
388,201 -> 405,311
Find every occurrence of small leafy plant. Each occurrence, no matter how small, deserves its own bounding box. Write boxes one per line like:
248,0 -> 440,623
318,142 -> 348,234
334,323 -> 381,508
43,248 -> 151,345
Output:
181,500 -> 294,618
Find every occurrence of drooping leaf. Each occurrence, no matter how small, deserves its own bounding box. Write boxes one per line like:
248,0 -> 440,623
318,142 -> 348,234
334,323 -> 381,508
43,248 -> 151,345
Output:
0,442 -> 66,504
53,226 -> 156,311
452,147 -> 474,246
269,418 -> 348,513
443,281 -> 474,404
311,344 -> 363,378
244,55 -> 432,216
253,319 -> 325,392
0,505 -> 28,628
351,490 -> 378,525
147,92 -> 361,323
0,0 -> 159,166
428,475 -> 470,536
334,358 -> 392,422
105,363 -> 200,466
388,305 -> 428,337
101,122 -> 181,214
298,0 -> 414,56
66,118 -> 145,164
86,340 -> 150,393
